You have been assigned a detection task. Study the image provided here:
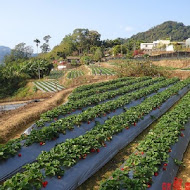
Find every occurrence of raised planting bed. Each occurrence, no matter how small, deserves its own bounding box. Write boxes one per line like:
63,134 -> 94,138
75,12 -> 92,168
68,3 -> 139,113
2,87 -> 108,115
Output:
100,90 -> 190,190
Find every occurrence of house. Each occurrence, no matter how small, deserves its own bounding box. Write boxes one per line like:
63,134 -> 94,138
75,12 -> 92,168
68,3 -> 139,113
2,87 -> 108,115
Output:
140,43 -> 154,51
186,38 -> 190,47
58,65 -> 66,70
66,56 -> 80,63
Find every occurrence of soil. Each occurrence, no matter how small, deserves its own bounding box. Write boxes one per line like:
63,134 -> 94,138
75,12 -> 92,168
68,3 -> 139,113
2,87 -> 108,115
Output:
177,142 -> 190,187
0,75 -> 117,144
153,59 -> 190,69
77,121 -> 158,190
0,88 -> 73,143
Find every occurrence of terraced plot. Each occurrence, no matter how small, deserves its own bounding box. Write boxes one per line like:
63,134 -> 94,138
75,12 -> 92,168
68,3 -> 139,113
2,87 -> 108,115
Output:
67,70 -> 84,79
90,66 -> 115,75
34,80 -> 64,92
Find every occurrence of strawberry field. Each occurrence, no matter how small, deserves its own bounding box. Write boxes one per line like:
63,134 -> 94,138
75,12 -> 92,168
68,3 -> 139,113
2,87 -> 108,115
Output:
67,70 -> 84,79
34,80 -> 64,92
90,66 -> 115,75
0,76 -> 190,190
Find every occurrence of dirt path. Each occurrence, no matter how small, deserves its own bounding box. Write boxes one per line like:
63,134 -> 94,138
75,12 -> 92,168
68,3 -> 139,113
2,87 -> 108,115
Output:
0,76 -> 117,144
177,143 -> 190,187
0,88 -> 73,143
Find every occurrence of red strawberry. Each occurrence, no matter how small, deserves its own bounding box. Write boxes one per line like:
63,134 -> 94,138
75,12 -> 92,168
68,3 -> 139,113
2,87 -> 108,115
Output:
18,153 -> 22,157
42,181 -> 48,188
164,163 -> 168,167
180,133 -> 184,137
141,152 -> 144,155
90,148 -> 95,152
135,152 -> 138,155
54,118 -> 57,121
168,149 -> 172,152
88,121 -> 90,124
147,184 -> 151,188
154,172 -> 158,176
121,168 -> 124,171
134,122 -> 136,126
163,167 -> 167,171
40,142 -> 43,146
104,113 -> 106,116
57,176 -> 61,179
103,143 -> 106,147
126,127 -> 129,130
97,149 -> 100,153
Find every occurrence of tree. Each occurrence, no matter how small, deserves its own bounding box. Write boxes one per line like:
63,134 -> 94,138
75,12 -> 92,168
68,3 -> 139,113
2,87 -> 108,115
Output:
4,43 -> 33,64
34,39 -> 41,79
34,39 -> 40,53
94,48 -> 103,61
40,35 -> 51,53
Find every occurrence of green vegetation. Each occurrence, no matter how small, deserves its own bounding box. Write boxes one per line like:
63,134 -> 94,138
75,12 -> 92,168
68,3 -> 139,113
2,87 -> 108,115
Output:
130,21 -> 190,42
100,90 -> 190,190
90,66 -> 115,75
48,70 -> 65,79
67,70 -> 84,79
1,78 -> 189,189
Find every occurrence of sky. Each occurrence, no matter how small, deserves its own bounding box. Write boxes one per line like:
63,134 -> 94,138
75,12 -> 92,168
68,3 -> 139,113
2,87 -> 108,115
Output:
0,0 -> 190,52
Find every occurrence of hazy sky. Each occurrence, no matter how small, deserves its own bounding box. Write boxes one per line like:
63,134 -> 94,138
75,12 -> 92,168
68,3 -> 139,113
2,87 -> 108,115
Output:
0,0 -> 190,52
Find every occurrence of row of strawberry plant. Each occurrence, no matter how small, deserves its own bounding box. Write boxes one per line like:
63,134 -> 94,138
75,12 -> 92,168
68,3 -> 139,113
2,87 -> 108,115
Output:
27,78 -> 178,145
0,78 -> 174,161
0,77 -> 163,161
67,70 -> 84,79
72,77 -> 133,93
1,79 -> 189,189
100,90 -> 190,190
69,77 -> 151,101
38,77 -> 154,124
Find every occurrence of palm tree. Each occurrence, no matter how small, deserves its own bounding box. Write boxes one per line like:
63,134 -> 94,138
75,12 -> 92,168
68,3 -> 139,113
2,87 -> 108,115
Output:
34,39 -> 41,79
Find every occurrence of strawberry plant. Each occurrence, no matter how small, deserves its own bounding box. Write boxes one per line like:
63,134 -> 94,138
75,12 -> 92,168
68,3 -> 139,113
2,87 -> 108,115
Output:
1,79 -> 190,189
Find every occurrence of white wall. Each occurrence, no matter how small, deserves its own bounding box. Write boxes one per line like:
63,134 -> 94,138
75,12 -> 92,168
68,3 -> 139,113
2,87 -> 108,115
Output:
140,43 -> 154,50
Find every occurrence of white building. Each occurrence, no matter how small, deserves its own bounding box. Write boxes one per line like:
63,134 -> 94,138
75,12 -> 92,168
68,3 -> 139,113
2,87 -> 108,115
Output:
166,45 -> 174,52
153,40 -> 171,47
186,38 -> 190,47
140,43 -> 154,51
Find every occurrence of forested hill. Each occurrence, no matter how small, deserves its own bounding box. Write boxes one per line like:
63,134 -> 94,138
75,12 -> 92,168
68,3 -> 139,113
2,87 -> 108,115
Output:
130,21 -> 190,42
0,46 -> 11,64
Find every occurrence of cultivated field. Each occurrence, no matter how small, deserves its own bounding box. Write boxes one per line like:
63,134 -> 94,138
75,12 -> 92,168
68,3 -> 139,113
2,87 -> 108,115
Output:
34,80 -> 64,92
1,76 -> 190,189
